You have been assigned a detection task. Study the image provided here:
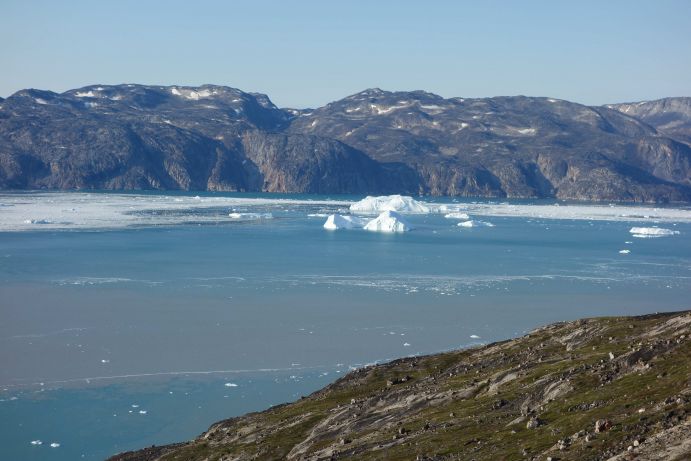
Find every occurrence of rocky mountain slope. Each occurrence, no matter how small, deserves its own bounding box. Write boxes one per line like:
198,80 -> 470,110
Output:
109,310 -> 691,461
608,98 -> 691,145
1,85 -> 690,202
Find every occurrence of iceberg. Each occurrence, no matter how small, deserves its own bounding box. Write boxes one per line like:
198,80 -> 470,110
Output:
363,211 -> 413,233
629,227 -> 680,238
323,214 -> 368,230
349,195 -> 430,214
458,220 -> 494,228
444,212 -> 470,220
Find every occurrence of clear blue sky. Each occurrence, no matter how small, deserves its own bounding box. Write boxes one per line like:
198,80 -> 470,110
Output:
2,0 -> 690,108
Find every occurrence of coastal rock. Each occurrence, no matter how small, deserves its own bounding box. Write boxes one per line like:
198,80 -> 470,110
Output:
107,310 -> 691,461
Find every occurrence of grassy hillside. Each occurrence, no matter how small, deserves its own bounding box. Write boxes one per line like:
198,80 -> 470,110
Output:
109,310 -> 691,461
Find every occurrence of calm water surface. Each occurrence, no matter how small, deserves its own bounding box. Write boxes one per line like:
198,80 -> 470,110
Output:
1,192 -> 689,460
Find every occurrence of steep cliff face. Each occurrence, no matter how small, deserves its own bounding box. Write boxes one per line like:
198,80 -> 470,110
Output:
108,311 -> 691,461
1,85 -> 691,202
239,131 -> 416,194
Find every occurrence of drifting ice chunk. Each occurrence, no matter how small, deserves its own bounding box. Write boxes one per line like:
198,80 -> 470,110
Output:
224,382 -> 238,387
458,220 -> 494,228
619,249 -> 631,254
323,214 -> 368,230
50,442 -> 60,448
349,195 -> 430,214
363,211 -> 412,233
629,227 -> 679,238
444,212 -> 470,220
470,334 -> 481,339
23,219 -> 52,225
30,440 -> 42,445
228,212 -> 272,220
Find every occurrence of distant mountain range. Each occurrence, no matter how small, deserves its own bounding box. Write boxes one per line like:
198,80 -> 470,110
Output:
1,85 -> 690,202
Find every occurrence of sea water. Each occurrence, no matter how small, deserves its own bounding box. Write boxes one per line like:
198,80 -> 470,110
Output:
1,191 -> 690,460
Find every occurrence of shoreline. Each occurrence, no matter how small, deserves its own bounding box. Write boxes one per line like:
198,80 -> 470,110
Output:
108,310 -> 691,460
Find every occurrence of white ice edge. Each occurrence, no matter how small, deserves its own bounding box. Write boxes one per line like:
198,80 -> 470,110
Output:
0,193 -> 351,231
1,193 -> 690,232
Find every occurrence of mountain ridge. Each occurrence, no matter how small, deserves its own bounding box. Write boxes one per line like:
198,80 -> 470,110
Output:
1,85 -> 690,202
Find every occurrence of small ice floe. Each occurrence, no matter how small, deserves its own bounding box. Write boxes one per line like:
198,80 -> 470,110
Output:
470,334 -> 481,339
403,342 -> 411,347
138,410 -> 147,415
629,227 -> 680,238
23,219 -> 52,225
131,404 -> 139,408
224,382 -> 238,388
307,213 -> 329,217
619,249 -> 631,254
323,214 -> 368,230
50,442 -> 60,448
228,212 -> 272,220
30,440 -> 43,445
458,220 -> 494,228
363,211 -> 412,233
350,195 -> 430,214
100,359 -> 110,363
444,212 -> 470,220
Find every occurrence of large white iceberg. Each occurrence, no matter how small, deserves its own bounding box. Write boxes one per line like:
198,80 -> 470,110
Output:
363,211 -> 412,233
629,227 -> 680,238
349,195 -> 430,214
323,214 -> 368,230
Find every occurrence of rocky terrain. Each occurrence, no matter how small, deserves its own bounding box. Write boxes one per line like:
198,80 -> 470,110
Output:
108,310 -> 691,461
1,85 -> 691,202
608,98 -> 691,145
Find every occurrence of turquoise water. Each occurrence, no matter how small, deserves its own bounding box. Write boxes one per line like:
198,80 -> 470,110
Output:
1,192 -> 690,460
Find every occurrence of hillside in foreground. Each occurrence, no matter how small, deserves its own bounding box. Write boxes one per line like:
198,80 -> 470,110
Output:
109,310 -> 690,461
